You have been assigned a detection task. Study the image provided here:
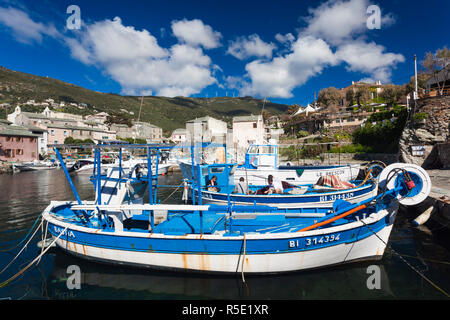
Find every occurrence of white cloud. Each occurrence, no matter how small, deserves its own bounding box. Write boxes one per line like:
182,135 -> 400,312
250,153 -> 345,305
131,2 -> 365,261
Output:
227,34 -> 276,60
0,6 -> 60,43
67,17 -> 217,97
239,36 -> 337,98
301,0 -> 368,45
230,0 -> 404,98
171,18 -> 222,49
275,33 -> 295,46
335,40 -> 405,82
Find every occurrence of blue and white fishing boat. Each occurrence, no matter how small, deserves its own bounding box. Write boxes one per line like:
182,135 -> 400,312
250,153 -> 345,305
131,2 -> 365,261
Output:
179,141 -> 362,186
41,143 -> 432,274
183,162 -> 378,208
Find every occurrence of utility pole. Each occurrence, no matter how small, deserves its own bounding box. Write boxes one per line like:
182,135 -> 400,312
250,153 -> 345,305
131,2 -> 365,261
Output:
414,54 -> 418,99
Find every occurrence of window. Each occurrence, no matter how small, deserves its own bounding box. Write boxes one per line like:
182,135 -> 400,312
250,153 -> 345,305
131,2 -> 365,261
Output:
4,149 -> 12,158
64,131 -> 67,136
16,149 -> 23,155
51,130 -> 54,135
5,136 -> 11,142
253,122 -> 257,128
30,137 -> 36,143
31,152 -> 36,158
16,137 -> 23,142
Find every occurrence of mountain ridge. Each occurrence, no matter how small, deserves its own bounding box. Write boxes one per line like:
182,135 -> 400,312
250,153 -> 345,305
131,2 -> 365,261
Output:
0,66 -> 290,134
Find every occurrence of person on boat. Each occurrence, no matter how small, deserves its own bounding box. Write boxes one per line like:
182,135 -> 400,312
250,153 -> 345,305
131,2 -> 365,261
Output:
257,175 -> 283,194
135,164 -> 143,180
206,175 -> 220,192
233,177 -> 251,194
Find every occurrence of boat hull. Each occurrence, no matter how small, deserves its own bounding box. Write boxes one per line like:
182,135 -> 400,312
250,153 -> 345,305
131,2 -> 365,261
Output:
43,200 -> 397,274
195,183 -> 378,208
233,164 -> 361,185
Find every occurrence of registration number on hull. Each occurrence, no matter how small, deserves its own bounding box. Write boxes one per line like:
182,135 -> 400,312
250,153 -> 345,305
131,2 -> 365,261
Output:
289,234 -> 341,248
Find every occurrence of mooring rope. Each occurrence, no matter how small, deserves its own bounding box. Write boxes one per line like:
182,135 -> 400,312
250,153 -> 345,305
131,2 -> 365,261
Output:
0,218 -> 43,276
0,225 -> 68,289
241,233 -> 247,284
160,182 -> 184,204
360,218 -> 450,298
0,213 -> 43,252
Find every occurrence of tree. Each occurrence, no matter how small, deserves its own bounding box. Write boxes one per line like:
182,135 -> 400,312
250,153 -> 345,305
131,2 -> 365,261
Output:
421,47 -> 450,95
405,73 -> 431,95
288,104 -> 300,115
262,109 -> 272,122
317,87 -> 341,109
346,90 -> 355,107
380,85 -> 404,107
355,86 -> 371,106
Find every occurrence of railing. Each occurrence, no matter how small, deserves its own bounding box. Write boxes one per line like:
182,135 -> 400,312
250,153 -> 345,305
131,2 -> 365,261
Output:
420,87 -> 450,98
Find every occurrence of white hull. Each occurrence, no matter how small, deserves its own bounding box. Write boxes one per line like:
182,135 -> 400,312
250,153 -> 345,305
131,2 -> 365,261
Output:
45,201 -> 397,274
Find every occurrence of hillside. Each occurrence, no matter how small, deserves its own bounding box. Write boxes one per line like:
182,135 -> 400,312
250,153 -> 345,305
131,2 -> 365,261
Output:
0,66 -> 289,134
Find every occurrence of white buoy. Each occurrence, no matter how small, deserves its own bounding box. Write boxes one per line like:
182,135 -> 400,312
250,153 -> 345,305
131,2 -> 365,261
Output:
412,205 -> 434,226
378,163 -> 432,206
37,238 -> 56,249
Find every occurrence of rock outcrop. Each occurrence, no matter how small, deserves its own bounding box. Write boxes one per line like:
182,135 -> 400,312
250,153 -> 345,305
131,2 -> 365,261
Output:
398,96 -> 450,168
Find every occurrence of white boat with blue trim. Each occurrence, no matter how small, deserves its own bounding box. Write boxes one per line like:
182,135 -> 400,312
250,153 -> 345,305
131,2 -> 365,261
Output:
184,162 -> 378,208
179,141 -> 361,186
41,143 -> 432,274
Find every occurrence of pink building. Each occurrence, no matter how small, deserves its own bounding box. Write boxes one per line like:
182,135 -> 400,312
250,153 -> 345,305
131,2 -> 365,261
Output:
0,122 -> 39,162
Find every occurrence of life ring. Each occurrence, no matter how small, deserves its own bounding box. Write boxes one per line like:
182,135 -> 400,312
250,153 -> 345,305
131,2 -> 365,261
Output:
378,163 -> 431,206
365,160 -> 386,179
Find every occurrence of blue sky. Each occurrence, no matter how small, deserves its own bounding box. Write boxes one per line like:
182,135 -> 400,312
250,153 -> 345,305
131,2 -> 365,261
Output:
0,0 -> 448,106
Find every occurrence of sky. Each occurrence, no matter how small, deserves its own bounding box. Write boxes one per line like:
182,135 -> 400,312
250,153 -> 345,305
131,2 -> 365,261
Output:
0,0 -> 448,106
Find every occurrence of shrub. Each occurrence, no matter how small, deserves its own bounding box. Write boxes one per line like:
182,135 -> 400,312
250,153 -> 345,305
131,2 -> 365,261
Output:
413,112 -> 427,121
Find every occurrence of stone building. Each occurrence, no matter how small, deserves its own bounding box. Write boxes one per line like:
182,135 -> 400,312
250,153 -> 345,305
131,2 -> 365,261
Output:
0,121 -> 39,161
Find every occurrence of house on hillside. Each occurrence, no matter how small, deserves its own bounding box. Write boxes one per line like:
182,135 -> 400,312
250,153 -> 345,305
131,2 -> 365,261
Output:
110,121 -> 162,143
0,121 -> 39,162
339,81 -> 384,107
186,116 -> 227,143
170,128 -> 187,144
425,65 -> 450,97
232,114 -> 265,153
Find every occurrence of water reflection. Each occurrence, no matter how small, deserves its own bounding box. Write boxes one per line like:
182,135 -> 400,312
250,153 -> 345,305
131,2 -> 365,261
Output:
46,250 -> 395,300
0,170 -> 449,300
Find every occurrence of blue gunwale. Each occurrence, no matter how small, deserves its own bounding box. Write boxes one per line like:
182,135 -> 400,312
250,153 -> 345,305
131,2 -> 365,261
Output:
45,200 -> 395,255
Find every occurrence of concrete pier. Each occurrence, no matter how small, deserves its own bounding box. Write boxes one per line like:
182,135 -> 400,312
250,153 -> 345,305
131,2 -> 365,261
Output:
408,169 -> 450,230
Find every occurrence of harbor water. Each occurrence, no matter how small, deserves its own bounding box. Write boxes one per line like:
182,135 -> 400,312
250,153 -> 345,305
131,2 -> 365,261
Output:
1,169 -> 450,300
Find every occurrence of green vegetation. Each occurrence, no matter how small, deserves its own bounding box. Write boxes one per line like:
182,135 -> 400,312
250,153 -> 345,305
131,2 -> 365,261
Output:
329,143 -> 373,154
413,112 -> 427,121
64,137 -> 95,144
0,66 -> 289,135
117,136 -> 147,144
352,106 -> 408,153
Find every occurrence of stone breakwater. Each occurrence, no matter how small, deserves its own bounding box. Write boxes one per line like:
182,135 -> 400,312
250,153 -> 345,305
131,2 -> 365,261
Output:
399,95 -> 450,168
0,162 -> 13,174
